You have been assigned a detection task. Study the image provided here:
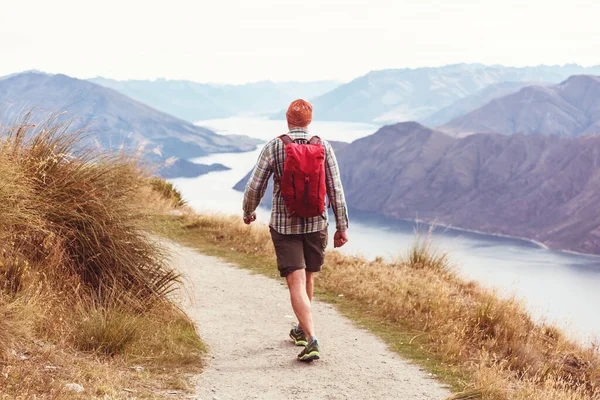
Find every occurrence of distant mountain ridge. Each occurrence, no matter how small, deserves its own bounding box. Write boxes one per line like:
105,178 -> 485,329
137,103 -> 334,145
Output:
0,72 -> 259,177
306,64 -> 600,124
90,77 -> 340,122
440,75 -> 600,137
332,122 -> 600,254
422,81 -> 545,126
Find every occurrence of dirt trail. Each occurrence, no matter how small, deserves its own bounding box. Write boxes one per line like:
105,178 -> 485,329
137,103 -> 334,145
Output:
163,240 -> 451,400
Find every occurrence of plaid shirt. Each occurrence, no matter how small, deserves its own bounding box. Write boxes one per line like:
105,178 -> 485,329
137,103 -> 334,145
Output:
243,127 -> 349,234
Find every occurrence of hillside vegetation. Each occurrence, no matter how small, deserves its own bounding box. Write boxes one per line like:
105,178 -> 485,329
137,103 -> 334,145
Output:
155,211 -> 600,400
0,116 -> 205,398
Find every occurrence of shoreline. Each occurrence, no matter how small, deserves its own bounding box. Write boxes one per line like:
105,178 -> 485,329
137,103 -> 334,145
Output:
339,206 -> 600,260
197,197 -> 600,261
401,217 -> 550,250
187,118 -> 600,261
374,212 -> 600,260
394,216 -> 600,261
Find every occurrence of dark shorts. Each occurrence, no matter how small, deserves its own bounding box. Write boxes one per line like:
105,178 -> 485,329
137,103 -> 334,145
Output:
269,227 -> 328,278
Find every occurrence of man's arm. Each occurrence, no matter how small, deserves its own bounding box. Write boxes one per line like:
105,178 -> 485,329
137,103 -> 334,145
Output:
324,141 -> 349,233
243,143 -> 273,222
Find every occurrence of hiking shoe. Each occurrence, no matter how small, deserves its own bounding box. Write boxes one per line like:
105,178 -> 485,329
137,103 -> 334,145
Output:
289,326 -> 308,346
298,339 -> 320,362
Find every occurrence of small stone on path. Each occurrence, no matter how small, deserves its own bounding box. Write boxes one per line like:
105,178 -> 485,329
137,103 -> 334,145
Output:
64,383 -> 84,393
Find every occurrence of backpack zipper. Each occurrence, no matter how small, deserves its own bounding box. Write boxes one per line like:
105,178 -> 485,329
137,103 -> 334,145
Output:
304,175 -> 309,209
318,169 -> 322,208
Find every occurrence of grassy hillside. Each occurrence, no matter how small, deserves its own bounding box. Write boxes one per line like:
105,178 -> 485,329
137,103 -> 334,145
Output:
0,116 -> 205,398
153,211 -> 600,400
5,112 -> 598,399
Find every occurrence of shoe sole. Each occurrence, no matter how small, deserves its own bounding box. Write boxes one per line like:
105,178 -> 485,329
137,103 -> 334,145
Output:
298,351 -> 320,362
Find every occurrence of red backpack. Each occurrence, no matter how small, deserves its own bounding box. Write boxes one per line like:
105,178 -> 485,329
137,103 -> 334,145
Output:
278,134 -> 327,218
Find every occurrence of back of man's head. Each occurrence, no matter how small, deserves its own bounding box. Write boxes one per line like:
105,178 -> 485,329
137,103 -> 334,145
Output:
286,99 -> 313,128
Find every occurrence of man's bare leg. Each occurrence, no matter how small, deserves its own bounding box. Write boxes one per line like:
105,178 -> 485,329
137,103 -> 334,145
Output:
297,272 -> 315,332
286,269 -> 315,339
305,271 -> 315,302
297,271 -> 315,331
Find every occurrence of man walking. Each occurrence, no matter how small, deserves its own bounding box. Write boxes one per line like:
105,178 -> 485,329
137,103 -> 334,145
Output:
243,99 -> 349,362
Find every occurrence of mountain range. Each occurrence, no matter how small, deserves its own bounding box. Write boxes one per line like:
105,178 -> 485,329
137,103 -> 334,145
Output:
6,66 -> 600,253
440,75 -> 600,137
233,118 -> 600,254
422,81 -> 544,127
90,78 -> 340,122
0,72 -> 260,177
335,122 -> 600,254
88,65 -> 600,128
306,64 -> 600,124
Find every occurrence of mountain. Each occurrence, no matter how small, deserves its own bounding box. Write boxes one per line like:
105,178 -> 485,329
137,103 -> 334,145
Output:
422,81 -> 543,126
332,122 -> 600,254
0,70 -> 46,81
307,64 -> 600,124
157,160 -> 229,179
89,77 -> 340,122
235,121 -> 600,254
0,72 -> 259,177
440,75 -> 600,137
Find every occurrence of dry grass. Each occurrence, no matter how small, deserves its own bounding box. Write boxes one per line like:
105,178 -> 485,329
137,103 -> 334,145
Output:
155,212 -> 600,400
149,177 -> 186,208
0,115 -> 205,398
0,340 -> 201,399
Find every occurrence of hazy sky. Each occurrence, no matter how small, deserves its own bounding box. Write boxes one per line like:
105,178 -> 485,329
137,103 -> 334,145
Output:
1,0 -> 599,84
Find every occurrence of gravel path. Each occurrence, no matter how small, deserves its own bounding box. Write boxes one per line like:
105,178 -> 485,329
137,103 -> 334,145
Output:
163,240 -> 451,400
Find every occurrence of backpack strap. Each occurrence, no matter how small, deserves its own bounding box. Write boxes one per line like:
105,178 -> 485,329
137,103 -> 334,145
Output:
279,134 -> 293,145
309,136 -> 321,145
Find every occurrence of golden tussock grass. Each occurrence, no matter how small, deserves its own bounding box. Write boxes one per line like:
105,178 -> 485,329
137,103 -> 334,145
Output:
155,212 -> 600,400
0,114 -> 205,398
149,177 -> 187,208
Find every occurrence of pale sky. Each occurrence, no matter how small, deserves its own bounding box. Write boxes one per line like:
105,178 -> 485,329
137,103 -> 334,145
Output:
1,0 -> 599,84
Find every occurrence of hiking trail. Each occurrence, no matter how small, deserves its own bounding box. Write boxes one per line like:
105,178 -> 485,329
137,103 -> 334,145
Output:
163,239 -> 452,400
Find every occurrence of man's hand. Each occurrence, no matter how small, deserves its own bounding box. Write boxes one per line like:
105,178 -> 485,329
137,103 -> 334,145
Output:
334,230 -> 348,248
243,213 -> 257,225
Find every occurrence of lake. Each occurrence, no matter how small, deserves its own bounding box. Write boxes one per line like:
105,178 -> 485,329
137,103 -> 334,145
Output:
171,117 -> 600,343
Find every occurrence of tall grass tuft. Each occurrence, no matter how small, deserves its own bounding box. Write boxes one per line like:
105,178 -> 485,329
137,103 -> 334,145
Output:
0,114 -> 205,396
0,114 -> 180,301
405,227 -> 453,274
150,177 -> 186,208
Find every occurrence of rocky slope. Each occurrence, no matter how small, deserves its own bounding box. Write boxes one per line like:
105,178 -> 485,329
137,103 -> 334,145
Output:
333,122 -> 600,254
0,72 -> 259,177
441,75 -> 600,137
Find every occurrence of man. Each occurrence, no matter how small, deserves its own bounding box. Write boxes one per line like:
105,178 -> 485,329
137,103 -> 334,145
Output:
243,99 -> 349,362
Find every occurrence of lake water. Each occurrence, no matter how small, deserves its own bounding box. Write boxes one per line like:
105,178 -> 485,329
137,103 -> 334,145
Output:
171,117 -> 600,343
